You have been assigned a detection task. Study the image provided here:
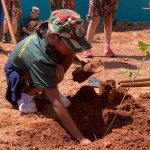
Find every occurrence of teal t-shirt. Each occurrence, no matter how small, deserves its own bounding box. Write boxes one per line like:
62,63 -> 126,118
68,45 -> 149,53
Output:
8,34 -> 58,89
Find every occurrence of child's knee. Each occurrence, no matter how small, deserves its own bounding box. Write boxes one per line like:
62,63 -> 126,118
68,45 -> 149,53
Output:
11,71 -> 20,80
56,65 -> 64,83
28,21 -> 36,30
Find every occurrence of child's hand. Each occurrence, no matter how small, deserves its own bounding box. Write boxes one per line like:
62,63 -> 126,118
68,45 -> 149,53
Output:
79,138 -> 92,145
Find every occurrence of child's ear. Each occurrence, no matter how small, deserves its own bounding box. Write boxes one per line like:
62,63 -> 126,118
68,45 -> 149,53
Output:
36,22 -> 48,38
50,33 -> 61,41
54,35 -> 61,41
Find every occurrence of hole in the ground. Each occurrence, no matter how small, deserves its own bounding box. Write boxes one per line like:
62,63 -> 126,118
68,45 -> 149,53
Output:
34,84 -> 133,141
68,86 -> 133,141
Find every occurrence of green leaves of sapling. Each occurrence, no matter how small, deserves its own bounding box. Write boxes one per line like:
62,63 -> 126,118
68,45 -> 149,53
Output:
138,41 -> 150,60
138,41 -> 150,51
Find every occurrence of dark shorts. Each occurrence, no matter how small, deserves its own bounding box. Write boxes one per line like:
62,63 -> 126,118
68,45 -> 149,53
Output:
5,0 -> 21,18
48,0 -> 75,11
88,0 -> 119,18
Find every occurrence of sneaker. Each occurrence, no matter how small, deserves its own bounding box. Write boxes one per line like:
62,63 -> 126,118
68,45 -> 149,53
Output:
17,93 -> 37,113
60,94 -> 71,107
104,48 -> 116,57
41,92 -> 71,107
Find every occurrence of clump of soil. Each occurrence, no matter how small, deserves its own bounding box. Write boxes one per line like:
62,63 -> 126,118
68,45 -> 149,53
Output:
72,58 -> 104,83
136,92 -> 150,115
99,80 -> 116,95
99,80 -> 131,106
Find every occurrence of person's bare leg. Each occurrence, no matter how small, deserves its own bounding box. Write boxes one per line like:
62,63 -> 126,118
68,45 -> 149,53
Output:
27,21 -> 36,32
104,16 -> 112,46
2,18 -> 9,42
104,16 -> 115,57
12,17 -> 18,34
3,18 -> 9,33
84,16 -> 99,57
87,16 -> 100,43
10,17 -> 18,43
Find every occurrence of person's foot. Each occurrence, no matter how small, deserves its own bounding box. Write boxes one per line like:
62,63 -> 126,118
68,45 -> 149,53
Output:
10,39 -> 14,44
104,48 -> 116,57
84,50 -> 93,58
1,35 -> 8,43
17,93 -> 37,113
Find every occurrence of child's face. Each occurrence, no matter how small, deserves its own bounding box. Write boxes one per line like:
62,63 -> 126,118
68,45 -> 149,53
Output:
56,40 -> 74,55
30,12 -> 39,19
49,33 -> 74,55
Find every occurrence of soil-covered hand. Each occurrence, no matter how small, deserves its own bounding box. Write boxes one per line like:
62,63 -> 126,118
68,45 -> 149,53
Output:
72,58 -> 104,83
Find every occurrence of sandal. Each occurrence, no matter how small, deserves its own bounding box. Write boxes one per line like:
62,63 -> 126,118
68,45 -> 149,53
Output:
84,50 -> 93,58
104,48 -> 116,57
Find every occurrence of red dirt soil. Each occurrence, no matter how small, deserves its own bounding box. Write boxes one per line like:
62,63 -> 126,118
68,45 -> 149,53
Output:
0,22 -> 150,150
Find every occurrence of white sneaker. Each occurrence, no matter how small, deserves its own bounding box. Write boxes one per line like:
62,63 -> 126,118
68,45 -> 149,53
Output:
60,94 -> 71,107
17,93 -> 37,113
39,92 -> 71,108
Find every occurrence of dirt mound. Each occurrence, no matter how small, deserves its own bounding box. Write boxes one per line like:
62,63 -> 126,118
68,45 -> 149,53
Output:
99,80 -> 131,106
25,81 -> 149,150
1,82 -> 150,150
14,117 -> 76,150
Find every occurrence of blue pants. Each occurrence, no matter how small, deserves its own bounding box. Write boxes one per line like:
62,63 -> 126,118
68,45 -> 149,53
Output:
4,61 -> 22,106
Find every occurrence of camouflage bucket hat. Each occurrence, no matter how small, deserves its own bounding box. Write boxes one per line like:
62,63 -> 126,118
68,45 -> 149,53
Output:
48,9 -> 92,52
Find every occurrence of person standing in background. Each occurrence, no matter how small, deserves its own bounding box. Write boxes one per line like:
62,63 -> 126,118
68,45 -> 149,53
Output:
84,0 -> 119,58
0,0 -> 2,24
1,0 -> 22,43
49,0 -> 75,11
